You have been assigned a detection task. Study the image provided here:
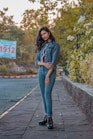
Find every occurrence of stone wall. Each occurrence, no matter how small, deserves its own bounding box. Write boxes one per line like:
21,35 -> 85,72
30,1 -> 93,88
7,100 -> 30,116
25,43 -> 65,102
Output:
62,76 -> 93,125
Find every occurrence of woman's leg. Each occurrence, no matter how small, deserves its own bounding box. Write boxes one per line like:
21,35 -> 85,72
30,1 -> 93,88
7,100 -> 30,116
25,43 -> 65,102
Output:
45,71 -> 56,116
38,71 -> 47,114
45,71 -> 56,129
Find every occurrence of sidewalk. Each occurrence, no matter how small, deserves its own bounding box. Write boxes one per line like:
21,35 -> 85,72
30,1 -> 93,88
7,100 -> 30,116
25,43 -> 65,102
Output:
0,78 -> 93,139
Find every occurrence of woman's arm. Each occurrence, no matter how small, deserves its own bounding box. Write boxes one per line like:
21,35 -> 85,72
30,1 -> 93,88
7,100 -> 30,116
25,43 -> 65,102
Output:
37,61 -> 53,69
45,65 -> 54,86
45,43 -> 60,86
34,52 -> 40,67
51,43 -> 60,68
35,52 -> 52,69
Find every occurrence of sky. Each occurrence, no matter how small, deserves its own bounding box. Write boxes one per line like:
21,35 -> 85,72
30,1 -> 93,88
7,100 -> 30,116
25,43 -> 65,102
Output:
0,0 -> 78,25
0,0 -> 41,25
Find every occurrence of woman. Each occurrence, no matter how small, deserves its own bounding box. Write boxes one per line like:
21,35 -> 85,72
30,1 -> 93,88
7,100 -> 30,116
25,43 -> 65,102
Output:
35,26 -> 60,129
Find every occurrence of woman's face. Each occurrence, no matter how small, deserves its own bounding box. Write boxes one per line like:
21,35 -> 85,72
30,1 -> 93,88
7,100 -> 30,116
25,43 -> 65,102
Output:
40,30 -> 50,42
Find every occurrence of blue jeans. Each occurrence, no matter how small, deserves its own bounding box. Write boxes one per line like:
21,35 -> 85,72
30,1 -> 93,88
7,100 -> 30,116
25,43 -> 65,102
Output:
38,66 -> 56,116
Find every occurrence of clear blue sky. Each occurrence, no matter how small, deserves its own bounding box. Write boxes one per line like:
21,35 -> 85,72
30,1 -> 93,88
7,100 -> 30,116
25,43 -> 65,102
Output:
0,0 -> 78,25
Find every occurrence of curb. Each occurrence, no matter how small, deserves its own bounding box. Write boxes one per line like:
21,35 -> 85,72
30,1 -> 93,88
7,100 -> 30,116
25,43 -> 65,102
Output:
62,76 -> 93,126
0,74 -> 37,79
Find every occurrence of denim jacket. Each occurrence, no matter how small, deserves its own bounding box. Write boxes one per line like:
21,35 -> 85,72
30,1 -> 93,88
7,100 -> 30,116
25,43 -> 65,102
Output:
35,41 -> 60,70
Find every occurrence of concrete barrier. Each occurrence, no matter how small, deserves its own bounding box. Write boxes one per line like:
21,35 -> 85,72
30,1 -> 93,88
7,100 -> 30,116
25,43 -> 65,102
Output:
62,76 -> 93,125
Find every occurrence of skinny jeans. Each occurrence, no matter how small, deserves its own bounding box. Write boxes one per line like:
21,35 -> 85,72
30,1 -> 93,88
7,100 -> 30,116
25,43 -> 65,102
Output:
38,66 -> 56,116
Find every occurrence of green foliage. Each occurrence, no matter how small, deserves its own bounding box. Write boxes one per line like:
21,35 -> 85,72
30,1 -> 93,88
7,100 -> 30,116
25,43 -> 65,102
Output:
67,3 -> 93,84
53,5 -> 79,65
27,67 -> 35,74
20,8 -> 49,30
0,65 -> 7,73
80,52 -> 93,85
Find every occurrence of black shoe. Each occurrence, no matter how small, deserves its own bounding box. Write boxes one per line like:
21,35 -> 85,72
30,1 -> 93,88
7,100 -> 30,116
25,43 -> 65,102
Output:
38,115 -> 47,126
47,117 -> 53,129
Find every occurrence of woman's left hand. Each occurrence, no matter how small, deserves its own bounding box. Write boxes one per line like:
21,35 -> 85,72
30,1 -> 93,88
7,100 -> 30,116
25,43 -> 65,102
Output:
45,76 -> 50,86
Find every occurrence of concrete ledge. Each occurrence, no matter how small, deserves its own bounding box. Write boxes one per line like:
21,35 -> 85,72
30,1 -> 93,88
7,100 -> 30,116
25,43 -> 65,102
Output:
62,76 -> 93,125
0,74 -> 37,79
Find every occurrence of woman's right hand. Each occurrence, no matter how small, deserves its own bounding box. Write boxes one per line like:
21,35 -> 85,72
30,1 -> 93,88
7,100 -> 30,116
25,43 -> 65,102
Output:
44,62 -> 53,69
38,62 -> 53,69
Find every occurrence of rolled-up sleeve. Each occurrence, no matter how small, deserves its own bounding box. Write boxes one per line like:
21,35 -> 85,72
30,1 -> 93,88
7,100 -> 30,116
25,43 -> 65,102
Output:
34,52 -> 40,67
51,43 -> 60,67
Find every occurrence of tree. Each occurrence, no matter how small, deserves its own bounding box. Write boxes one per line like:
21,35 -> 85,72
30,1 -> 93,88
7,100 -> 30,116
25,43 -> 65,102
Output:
20,8 -> 49,30
0,8 -> 15,38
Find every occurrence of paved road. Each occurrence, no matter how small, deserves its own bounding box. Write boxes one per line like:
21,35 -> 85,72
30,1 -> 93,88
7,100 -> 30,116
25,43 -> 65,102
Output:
0,78 -> 93,139
0,78 -> 38,115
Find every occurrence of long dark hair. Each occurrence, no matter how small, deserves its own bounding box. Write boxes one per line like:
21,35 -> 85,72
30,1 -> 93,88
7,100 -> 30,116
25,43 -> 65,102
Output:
35,26 -> 55,51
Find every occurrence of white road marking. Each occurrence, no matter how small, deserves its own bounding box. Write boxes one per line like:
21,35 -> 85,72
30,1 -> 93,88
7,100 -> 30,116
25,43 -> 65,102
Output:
0,86 -> 38,119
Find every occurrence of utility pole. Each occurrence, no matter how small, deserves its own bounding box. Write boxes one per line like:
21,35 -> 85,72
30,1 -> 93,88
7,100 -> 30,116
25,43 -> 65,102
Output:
76,33 -> 85,49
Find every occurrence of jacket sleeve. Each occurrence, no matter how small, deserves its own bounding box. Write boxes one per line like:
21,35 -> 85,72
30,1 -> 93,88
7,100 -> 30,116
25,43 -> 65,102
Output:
34,52 -> 40,67
51,43 -> 60,67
